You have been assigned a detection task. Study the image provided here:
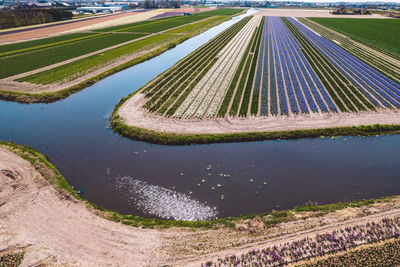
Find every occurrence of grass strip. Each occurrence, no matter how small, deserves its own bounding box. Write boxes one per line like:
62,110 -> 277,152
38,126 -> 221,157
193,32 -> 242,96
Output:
0,32 -> 98,57
308,18 -> 400,58
2,33 -> 146,79
2,140 -> 398,230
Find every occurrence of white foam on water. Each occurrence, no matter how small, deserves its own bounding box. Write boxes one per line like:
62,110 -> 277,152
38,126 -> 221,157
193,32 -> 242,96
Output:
115,176 -> 218,221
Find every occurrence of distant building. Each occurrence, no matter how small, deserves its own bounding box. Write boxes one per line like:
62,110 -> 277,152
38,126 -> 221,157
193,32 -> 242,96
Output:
76,5 -> 123,13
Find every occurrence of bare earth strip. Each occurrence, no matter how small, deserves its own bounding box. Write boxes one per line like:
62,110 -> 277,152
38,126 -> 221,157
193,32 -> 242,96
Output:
2,144 -> 400,266
0,146 -> 163,266
255,8 -> 388,18
0,16 -> 227,96
118,92 -> 400,134
0,10 -> 163,44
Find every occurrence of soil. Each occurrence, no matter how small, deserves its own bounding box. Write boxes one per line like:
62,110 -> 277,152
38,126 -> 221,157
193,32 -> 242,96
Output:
1,144 -> 400,266
0,10 -> 162,44
118,92 -> 400,135
0,146 -> 163,266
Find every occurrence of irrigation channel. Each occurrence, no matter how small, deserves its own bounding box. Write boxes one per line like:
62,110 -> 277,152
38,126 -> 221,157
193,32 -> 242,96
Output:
1,10 -> 399,221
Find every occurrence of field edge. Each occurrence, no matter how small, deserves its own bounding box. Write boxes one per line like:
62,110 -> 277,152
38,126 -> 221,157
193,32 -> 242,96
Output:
2,140 -> 400,230
0,12 -> 241,104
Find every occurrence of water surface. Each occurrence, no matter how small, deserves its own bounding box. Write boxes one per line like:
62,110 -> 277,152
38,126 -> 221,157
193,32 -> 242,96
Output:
1,10 -> 399,220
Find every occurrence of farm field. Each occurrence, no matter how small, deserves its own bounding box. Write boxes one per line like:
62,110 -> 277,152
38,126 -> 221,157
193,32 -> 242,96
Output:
2,8 -> 400,266
309,18 -> 400,57
116,14 -> 400,140
0,9 -> 160,43
0,8 -> 244,102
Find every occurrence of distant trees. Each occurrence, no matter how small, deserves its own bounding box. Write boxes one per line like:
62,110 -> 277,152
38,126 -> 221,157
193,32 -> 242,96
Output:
0,8 -> 73,29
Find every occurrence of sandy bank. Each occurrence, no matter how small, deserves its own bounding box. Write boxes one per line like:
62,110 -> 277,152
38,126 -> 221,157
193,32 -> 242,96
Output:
2,142 -> 400,266
117,92 -> 400,135
0,145 -> 163,266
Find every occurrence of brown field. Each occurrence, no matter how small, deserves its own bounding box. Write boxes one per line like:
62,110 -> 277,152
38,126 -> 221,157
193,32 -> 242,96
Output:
0,10 -> 158,44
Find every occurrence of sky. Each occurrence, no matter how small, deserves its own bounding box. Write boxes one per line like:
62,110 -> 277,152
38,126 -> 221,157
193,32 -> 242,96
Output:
254,0 -> 400,3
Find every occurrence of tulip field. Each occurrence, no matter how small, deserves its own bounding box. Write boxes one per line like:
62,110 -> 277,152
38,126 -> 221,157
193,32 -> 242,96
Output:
203,216 -> 400,266
141,15 -> 400,118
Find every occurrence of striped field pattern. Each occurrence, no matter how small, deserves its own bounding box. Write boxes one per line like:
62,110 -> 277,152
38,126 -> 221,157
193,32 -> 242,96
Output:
141,15 -> 400,118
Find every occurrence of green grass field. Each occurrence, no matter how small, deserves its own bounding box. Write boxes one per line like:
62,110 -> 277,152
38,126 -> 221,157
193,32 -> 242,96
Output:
0,33 -> 146,79
0,33 -> 95,54
309,18 -> 400,57
17,34 -> 177,84
18,13 -> 234,85
95,9 -> 243,34
0,8 -> 243,81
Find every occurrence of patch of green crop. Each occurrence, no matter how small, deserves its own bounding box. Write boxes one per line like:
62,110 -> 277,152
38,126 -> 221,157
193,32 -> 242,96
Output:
309,18 -> 400,57
0,33 -> 146,79
18,34 -> 173,84
166,16 -> 224,34
0,33 -> 96,56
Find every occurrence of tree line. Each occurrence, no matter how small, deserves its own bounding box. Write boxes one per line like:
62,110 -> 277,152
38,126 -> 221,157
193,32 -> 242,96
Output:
0,8 -> 73,29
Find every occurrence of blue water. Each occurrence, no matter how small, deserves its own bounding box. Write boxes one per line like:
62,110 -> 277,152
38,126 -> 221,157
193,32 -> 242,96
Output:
1,10 -> 399,219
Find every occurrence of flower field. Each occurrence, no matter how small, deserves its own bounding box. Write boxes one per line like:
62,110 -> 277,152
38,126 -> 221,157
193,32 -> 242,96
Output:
0,9 -> 243,85
202,216 -> 400,266
301,238 -> 400,267
139,15 -> 400,118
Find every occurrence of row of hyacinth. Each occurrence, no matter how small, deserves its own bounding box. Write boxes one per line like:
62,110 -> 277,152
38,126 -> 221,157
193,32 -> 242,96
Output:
205,16 -> 263,118
288,17 -> 400,109
257,17 -> 337,116
202,216 -> 400,266
302,238 -> 400,267
150,12 -> 184,20
173,16 -> 259,119
0,252 -> 24,267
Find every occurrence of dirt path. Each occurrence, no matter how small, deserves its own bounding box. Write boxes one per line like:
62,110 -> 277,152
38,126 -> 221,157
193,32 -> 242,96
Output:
118,92 -> 400,134
0,147 -> 163,266
174,208 -> 400,266
2,144 -> 400,266
0,11 -> 155,44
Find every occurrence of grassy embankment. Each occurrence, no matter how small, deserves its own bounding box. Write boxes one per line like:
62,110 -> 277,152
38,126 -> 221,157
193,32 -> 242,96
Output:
0,9 -> 244,103
1,140 -> 398,230
308,18 -> 400,58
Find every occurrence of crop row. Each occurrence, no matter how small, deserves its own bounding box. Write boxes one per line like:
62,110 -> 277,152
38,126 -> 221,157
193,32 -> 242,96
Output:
0,32 -> 99,57
203,216 -> 400,266
142,16 -> 252,116
18,15 -> 234,85
18,33 -> 171,84
299,18 -> 400,86
283,18 -> 368,113
288,17 -> 400,110
96,9 -> 243,33
225,18 -> 263,117
2,32 -> 146,79
301,238 -> 400,267
252,17 -> 337,116
173,16 -> 261,119
143,16 -> 248,112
